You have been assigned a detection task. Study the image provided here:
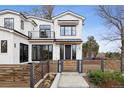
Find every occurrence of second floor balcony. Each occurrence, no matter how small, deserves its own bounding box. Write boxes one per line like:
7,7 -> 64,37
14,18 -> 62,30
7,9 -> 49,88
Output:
28,31 -> 55,39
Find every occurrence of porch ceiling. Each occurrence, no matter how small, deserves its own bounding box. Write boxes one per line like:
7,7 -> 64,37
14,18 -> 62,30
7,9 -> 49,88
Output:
54,39 -> 82,44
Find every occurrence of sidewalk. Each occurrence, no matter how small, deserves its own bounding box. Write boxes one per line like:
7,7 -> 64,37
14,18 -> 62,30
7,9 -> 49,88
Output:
58,72 -> 89,88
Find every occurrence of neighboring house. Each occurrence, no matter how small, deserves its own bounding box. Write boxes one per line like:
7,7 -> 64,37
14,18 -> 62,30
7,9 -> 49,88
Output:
0,9 -> 85,64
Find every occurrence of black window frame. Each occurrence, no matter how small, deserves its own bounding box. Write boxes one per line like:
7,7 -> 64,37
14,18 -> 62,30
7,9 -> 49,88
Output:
60,25 -> 76,36
39,25 -> 51,38
32,45 -> 53,61
21,20 -> 24,30
1,40 -> 7,53
4,18 -> 14,29
20,43 -> 28,63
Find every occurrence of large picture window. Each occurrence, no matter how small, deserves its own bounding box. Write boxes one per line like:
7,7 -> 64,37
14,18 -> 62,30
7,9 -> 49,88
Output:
20,43 -> 28,63
1,40 -> 7,53
32,45 -> 53,61
4,18 -> 14,29
60,25 -> 76,36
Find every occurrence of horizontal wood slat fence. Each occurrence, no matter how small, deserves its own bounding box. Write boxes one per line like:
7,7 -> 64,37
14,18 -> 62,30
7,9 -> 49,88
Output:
0,60 -> 121,87
0,64 -> 30,87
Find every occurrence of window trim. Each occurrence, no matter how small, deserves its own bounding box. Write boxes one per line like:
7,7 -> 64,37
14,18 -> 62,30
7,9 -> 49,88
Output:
60,25 -> 76,36
4,18 -> 14,29
1,40 -> 7,53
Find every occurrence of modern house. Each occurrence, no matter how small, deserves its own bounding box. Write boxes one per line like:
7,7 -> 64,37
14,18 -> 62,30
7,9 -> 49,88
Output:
0,9 -> 85,64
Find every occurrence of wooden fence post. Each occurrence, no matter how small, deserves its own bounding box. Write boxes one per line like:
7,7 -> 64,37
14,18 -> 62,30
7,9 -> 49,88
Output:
29,63 -> 34,88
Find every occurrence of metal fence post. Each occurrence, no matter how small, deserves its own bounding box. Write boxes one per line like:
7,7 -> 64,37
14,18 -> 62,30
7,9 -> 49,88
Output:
47,61 -> 50,73
29,63 -> 34,88
80,60 -> 83,73
61,60 -> 63,72
77,60 -> 79,72
101,59 -> 104,72
41,62 -> 44,79
57,60 -> 60,73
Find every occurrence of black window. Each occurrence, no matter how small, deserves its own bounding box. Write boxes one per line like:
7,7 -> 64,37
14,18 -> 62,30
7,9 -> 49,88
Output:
4,18 -> 14,29
21,20 -> 24,30
39,25 -> 51,38
20,43 -> 28,63
60,26 -> 76,36
72,45 -> 76,59
1,40 -> 7,53
60,44 -> 64,59
32,45 -> 53,61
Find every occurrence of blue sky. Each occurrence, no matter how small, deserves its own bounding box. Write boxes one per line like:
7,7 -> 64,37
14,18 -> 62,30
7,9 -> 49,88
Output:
0,5 -> 121,52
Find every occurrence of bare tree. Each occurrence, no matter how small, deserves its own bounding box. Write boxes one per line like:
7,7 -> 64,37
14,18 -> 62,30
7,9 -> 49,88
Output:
22,5 -> 55,20
41,5 -> 55,20
97,5 -> 124,72
22,7 -> 42,17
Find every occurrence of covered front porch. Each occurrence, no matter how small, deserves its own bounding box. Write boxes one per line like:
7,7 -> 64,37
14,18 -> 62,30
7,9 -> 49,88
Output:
54,39 -> 83,61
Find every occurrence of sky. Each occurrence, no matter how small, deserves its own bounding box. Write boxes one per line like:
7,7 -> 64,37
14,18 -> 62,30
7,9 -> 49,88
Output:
0,5 -> 121,53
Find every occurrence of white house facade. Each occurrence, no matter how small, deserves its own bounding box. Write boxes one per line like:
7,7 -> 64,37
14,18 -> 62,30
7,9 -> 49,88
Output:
0,10 -> 85,64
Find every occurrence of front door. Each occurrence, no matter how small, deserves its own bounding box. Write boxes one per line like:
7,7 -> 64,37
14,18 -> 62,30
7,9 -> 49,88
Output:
65,45 -> 71,59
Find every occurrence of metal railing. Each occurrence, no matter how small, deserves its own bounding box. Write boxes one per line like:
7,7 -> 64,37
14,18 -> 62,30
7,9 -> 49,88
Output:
28,31 -> 55,39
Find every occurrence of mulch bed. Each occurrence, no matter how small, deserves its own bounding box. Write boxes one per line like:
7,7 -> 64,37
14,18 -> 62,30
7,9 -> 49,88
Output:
38,73 -> 56,88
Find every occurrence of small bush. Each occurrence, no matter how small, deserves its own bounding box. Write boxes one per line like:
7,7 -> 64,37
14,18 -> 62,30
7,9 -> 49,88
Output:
88,70 -> 124,87
88,70 -> 104,85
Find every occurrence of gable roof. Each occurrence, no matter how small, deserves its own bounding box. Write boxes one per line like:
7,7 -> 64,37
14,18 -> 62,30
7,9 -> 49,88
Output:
52,11 -> 85,20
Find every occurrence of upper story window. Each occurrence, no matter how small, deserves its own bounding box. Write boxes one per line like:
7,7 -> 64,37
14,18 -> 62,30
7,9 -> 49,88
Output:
60,25 -> 76,36
4,18 -> 14,29
21,20 -> 24,30
1,40 -> 7,53
39,25 -> 51,31
39,25 -> 51,38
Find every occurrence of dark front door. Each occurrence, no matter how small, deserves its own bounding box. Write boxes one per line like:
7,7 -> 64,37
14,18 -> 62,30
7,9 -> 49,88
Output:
65,45 -> 71,59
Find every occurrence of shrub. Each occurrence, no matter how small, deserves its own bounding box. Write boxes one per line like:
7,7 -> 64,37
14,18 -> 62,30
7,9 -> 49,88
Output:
88,70 -> 124,87
88,70 -> 104,85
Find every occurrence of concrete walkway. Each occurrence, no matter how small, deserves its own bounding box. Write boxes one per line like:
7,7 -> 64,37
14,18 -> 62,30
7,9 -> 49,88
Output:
58,72 -> 89,88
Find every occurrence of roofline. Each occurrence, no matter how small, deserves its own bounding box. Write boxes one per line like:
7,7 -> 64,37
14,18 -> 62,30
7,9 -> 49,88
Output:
52,10 -> 85,20
0,26 -> 29,39
0,9 -> 27,19
27,16 -> 53,23
0,9 -> 38,26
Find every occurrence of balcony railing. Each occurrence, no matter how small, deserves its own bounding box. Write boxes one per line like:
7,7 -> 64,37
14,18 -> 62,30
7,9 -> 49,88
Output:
28,31 -> 55,39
